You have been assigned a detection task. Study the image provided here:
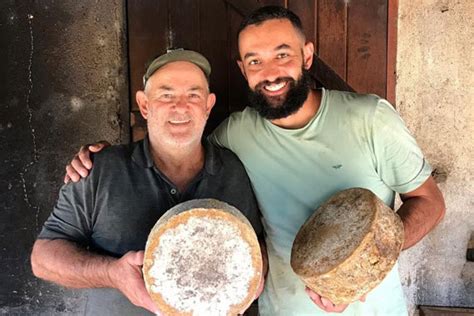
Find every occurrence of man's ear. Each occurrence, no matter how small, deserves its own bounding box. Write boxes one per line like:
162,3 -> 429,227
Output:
206,93 -> 217,116
136,91 -> 148,120
303,41 -> 315,70
237,60 -> 247,80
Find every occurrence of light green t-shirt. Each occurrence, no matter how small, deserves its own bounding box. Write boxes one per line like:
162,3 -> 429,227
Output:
210,89 -> 431,316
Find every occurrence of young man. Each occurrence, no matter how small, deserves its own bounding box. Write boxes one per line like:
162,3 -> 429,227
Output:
64,6 -> 445,316
31,50 -> 263,315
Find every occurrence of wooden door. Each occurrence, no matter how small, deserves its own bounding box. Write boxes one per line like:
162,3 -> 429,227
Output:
127,0 -> 397,141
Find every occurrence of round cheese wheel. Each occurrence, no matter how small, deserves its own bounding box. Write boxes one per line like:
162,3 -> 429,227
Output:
291,188 -> 404,304
143,199 -> 262,316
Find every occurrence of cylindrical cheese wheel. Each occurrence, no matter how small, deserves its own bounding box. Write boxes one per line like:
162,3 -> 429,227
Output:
291,188 -> 404,304
143,199 -> 262,316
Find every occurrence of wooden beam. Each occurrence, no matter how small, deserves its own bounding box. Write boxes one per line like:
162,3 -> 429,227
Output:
310,54 -> 355,92
419,306 -> 474,316
387,0 -> 398,106
224,0 -> 260,17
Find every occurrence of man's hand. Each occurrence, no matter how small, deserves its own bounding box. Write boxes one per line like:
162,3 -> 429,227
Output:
305,287 -> 366,313
107,251 -> 161,315
64,141 -> 110,183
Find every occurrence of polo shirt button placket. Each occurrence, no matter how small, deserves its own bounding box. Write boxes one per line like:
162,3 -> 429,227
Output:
170,188 -> 177,195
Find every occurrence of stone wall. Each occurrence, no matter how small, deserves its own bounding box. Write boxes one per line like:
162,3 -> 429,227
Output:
396,0 -> 474,313
0,1 -> 128,313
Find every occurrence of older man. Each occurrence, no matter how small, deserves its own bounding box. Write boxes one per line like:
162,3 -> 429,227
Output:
31,50 -> 262,315
64,6 -> 445,316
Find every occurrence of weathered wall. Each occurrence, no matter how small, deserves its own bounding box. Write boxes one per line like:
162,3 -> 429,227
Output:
396,0 -> 474,313
0,1 -> 128,314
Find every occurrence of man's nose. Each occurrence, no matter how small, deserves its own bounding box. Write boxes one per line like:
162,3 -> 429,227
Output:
259,61 -> 282,83
174,95 -> 188,108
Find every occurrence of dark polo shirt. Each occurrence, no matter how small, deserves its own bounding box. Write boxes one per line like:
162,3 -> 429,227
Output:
38,137 -> 262,315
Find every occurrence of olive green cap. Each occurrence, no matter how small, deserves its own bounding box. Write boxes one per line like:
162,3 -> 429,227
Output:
143,49 -> 211,86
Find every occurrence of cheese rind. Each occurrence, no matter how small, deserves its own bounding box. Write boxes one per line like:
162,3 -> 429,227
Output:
143,199 -> 262,316
291,188 -> 404,304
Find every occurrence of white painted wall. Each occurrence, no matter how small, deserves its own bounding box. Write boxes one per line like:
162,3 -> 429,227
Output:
396,0 -> 474,313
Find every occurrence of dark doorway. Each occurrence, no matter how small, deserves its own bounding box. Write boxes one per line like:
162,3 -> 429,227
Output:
127,0 -> 396,141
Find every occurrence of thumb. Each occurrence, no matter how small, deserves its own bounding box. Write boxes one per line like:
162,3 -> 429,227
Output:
321,297 -> 333,308
127,251 -> 145,266
89,143 -> 105,152
304,287 -> 318,301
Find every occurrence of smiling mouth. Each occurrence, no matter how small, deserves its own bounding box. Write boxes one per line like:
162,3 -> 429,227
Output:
264,81 -> 288,92
168,119 -> 191,125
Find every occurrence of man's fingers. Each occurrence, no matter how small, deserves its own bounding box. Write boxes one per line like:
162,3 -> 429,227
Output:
71,157 -> 90,178
88,143 -> 103,153
66,141 -> 110,183
89,141 -> 111,152
78,146 -> 93,169
137,287 -> 160,314
65,165 -> 81,182
305,287 -> 348,313
130,265 -> 159,314
113,251 -> 159,314
305,287 -> 324,307
129,282 -> 159,314
321,297 -> 333,308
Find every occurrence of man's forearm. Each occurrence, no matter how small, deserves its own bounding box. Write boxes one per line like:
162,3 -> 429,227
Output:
397,177 -> 445,249
31,239 -> 115,289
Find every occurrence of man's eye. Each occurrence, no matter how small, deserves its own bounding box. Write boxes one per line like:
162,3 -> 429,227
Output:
249,59 -> 260,66
277,53 -> 289,59
160,94 -> 174,100
189,94 -> 201,99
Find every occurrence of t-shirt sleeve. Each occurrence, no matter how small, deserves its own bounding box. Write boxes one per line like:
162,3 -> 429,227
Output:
37,180 -> 93,244
372,99 -> 432,193
208,117 -> 232,150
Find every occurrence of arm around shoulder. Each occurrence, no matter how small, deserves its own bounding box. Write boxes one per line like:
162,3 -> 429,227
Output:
64,141 -> 111,183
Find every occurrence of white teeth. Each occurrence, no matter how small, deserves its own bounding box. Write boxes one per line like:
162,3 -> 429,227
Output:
264,82 -> 286,92
169,119 -> 190,124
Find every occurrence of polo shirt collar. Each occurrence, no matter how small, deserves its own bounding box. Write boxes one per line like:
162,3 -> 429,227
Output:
202,138 -> 222,176
132,135 -> 222,175
131,136 -> 154,168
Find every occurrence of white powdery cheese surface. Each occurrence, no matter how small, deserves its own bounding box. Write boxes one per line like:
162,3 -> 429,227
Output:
149,216 -> 255,316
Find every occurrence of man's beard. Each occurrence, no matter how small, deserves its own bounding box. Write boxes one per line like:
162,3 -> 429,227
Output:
247,68 -> 312,120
